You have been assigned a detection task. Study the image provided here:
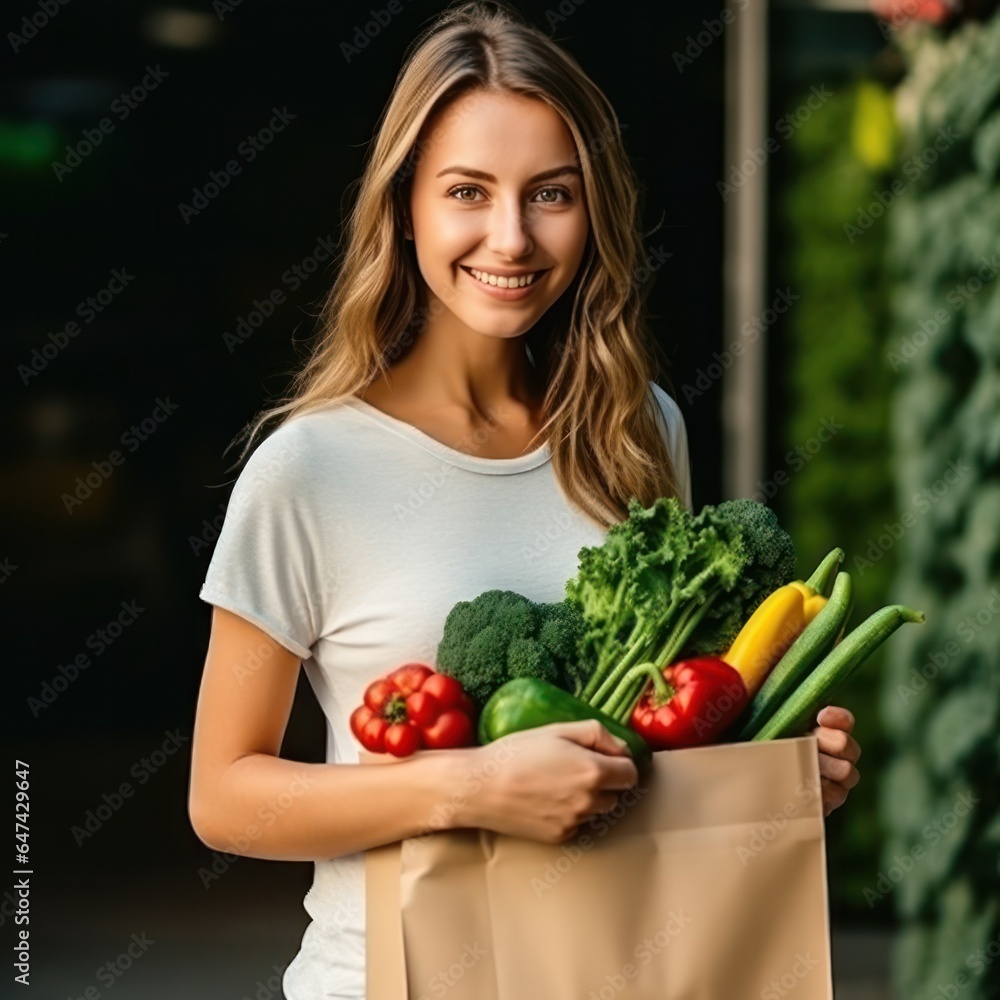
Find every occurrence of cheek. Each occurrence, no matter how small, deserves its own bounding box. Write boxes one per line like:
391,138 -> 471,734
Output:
547,210 -> 589,263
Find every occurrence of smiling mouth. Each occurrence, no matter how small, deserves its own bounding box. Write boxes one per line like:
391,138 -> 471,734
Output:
460,265 -> 550,289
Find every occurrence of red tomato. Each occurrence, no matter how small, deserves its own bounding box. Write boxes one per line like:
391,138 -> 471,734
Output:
405,691 -> 440,727
350,705 -> 389,753
364,678 -> 400,713
420,672 -> 466,710
422,709 -> 475,750
351,664 -> 476,754
389,662 -> 435,696
384,723 -> 422,757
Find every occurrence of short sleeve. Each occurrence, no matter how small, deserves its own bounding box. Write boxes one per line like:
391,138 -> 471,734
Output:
198,421 -> 326,660
649,381 -> 694,512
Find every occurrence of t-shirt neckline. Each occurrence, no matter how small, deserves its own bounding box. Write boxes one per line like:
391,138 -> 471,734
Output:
341,395 -> 552,475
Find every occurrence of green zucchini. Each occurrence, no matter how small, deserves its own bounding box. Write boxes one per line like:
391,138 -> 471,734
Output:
736,571 -> 854,740
804,547 -> 845,597
478,676 -> 652,773
753,604 -> 926,741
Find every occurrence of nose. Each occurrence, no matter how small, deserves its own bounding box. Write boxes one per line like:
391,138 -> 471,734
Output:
485,193 -> 534,260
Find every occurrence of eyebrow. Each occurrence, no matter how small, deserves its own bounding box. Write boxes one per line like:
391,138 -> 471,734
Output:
434,165 -> 582,183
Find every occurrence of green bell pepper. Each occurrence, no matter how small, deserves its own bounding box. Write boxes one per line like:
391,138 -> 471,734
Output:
477,677 -> 652,774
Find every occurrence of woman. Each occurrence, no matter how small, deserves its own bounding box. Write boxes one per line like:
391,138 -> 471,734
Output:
187,3 -> 861,998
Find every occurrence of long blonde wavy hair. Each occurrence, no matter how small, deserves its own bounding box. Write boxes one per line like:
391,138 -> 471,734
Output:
225,0 -> 680,529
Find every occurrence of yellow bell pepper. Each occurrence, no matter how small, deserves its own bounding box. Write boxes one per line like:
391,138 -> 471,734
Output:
724,581 -> 827,698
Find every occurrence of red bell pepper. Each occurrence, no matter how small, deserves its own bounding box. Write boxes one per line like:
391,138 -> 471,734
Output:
628,656 -> 748,750
350,662 -> 477,757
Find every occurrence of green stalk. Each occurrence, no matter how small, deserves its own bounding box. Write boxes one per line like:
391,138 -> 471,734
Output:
604,662 -> 670,718
587,584 -> 723,714
648,584 -> 723,668
578,578 -> 635,703
612,676 -> 647,723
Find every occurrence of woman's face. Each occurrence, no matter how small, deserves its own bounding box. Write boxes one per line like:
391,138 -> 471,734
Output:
406,88 -> 590,341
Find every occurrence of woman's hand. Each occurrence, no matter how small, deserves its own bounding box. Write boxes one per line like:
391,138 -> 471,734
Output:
454,720 -> 640,844
812,705 -> 861,817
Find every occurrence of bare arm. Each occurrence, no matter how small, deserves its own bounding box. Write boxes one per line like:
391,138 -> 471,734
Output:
188,607 -> 640,861
188,606 -> 473,860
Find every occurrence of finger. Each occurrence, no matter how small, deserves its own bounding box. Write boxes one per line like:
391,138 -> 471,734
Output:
553,719 -> 633,758
814,725 -> 862,763
816,705 -> 855,733
818,752 -> 860,789
595,754 -> 640,791
590,789 -> 625,815
821,776 -> 849,817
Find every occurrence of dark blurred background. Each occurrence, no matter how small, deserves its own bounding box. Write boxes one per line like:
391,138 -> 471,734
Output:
5,1 -> 998,998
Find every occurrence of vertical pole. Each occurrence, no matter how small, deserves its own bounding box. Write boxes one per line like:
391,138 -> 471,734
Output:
722,0 -> 769,499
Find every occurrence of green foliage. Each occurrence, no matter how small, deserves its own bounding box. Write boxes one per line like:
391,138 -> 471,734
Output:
878,10 -> 1000,999
565,496 -> 796,712
775,74 -> 899,913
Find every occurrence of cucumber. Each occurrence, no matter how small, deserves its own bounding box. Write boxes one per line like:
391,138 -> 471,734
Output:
736,571 -> 854,740
804,547 -> 845,597
753,604 -> 925,741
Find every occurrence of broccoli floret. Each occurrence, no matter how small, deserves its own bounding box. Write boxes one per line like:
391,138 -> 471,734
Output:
683,498 -> 797,654
436,589 -> 586,707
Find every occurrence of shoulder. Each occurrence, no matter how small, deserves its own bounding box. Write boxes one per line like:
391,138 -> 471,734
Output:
227,402 -> 356,497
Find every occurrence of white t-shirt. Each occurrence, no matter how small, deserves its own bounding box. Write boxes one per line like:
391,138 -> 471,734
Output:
198,380 -> 691,1000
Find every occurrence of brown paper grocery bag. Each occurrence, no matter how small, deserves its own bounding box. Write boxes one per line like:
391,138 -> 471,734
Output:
363,735 -> 833,1000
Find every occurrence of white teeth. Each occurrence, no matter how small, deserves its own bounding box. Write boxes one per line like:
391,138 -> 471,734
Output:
468,267 -> 538,288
